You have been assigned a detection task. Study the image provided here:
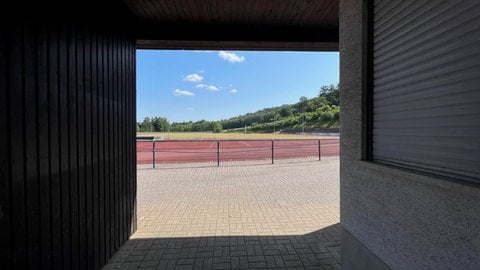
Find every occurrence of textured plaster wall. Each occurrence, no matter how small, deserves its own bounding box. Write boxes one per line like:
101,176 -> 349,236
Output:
339,0 -> 480,269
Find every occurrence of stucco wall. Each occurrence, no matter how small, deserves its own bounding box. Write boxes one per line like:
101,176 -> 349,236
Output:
339,0 -> 480,269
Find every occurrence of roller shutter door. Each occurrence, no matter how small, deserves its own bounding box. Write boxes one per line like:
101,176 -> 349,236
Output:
372,0 -> 480,183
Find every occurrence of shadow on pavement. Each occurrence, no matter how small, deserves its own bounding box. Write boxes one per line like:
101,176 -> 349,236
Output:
105,223 -> 342,269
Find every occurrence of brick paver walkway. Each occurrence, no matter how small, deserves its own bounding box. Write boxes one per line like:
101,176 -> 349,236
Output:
104,158 -> 340,269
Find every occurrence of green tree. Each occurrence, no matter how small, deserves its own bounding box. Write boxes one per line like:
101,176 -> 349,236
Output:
137,83 -> 340,133
213,122 -> 223,133
319,84 -> 339,106
279,106 -> 293,117
140,117 -> 153,132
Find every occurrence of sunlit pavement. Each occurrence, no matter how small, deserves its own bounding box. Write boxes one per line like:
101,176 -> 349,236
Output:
105,158 -> 340,269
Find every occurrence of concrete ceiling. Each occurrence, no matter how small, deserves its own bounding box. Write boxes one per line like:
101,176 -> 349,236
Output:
122,0 -> 339,50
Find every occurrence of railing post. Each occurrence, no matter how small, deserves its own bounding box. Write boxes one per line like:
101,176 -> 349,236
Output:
153,140 -> 156,168
217,140 -> 220,166
318,139 -> 321,161
271,140 -> 274,164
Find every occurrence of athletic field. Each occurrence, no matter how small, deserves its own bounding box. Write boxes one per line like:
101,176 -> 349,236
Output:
137,132 -> 339,165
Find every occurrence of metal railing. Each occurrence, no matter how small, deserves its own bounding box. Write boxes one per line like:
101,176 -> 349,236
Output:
137,139 -> 340,168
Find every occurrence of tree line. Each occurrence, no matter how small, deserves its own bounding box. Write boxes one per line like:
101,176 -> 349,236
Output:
137,84 -> 339,133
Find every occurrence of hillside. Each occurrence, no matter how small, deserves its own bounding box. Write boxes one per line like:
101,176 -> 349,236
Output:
137,84 -> 339,133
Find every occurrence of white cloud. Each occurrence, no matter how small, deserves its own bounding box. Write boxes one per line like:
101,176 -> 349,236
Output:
187,107 -> 195,111
218,51 -> 245,63
230,89 -> 238,93
173,89 -> 195,96
184,73 -> 204,82
196,84 -> 219,91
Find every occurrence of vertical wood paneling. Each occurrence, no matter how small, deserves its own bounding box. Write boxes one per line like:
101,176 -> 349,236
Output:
103,30 -> 112,260
37,20 -> 52,270
120,35 -> 126,242
9,21 -> 28,269
91,28 -> 101,269
47,21 -> 63,270
97,31 -> 106,266
83,26 -> 95,270
106,29 -> 114,258
24,18 -> 42,268
76,24 -> 87,270
114,35 -> 120,251
58,22 -> 72,269
67,23 -> 80,270
0,8 -> 12,270
2,4 -> 137,269
119,36 -> 125,249
131,42 -> 137,235
115,36 -> 121,251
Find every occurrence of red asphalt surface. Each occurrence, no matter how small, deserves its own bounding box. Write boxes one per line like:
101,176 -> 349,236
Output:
137,139 -> 339,165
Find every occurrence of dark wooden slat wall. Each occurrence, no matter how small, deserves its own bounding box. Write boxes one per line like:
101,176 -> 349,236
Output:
0,6 -> 137,270
0,6 -> 11,268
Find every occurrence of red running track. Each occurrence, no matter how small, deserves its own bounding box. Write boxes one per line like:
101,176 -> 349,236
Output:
137,139 -> 339,165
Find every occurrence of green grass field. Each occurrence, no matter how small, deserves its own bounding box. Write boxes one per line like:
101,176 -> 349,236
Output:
137,132 -> 338,140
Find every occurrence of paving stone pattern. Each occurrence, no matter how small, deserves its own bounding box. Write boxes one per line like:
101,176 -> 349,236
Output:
104,158 -> 340,269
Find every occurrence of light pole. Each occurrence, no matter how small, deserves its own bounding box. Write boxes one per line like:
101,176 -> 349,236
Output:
302,101 -> 305,134
149,112 -> 153,132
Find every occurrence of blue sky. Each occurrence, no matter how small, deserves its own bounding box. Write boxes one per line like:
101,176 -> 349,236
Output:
137,50 -> 339,122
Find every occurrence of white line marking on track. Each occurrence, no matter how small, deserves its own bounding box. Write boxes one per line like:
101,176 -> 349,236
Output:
240,141 -> 252,148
